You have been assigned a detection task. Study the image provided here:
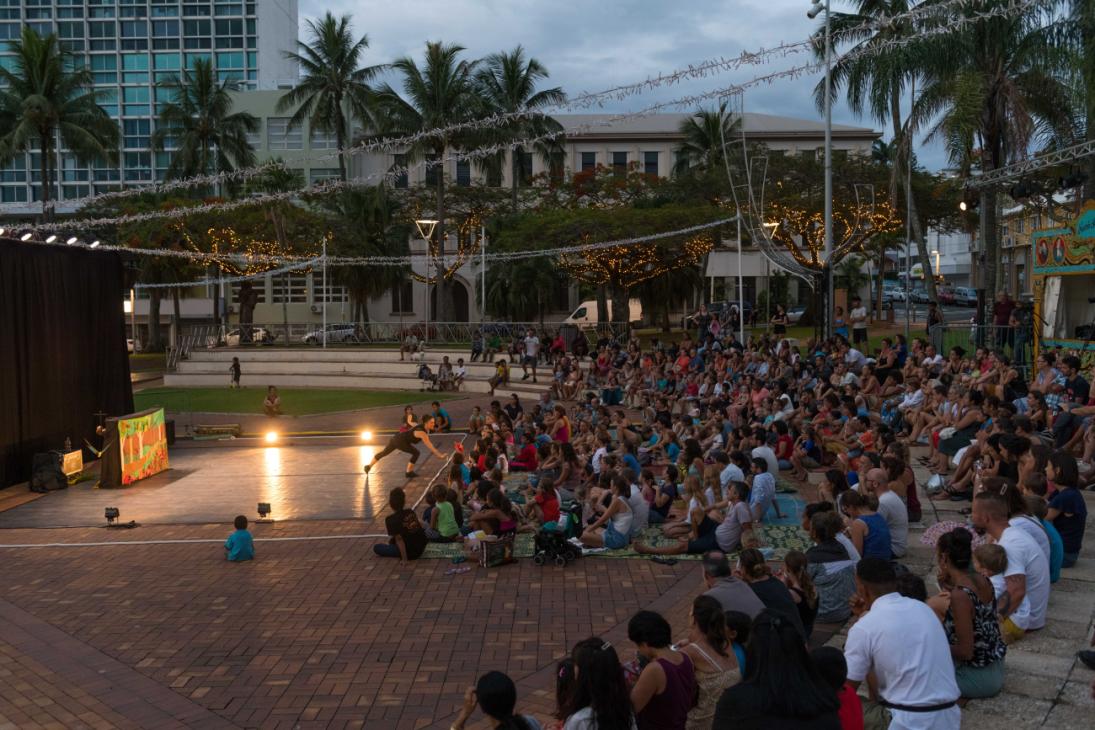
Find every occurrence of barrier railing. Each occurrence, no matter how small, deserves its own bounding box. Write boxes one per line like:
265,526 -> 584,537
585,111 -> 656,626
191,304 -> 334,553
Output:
928,323 -> 1034,376
169,321 -> 632,368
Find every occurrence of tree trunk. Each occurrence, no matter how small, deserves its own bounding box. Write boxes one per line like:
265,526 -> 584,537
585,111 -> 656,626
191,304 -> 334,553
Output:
238,281 -> 259,342
596,285 -> 609,323
876,248 -> 886,317
610,283 -> 629,324
434,145 -> 452,323
39,135 -> 51,221
171,287 -> 181,350
890,91 -> 936,302
511,147 -> 520,212
147,290 -> 164,352
335,93 -> 348,183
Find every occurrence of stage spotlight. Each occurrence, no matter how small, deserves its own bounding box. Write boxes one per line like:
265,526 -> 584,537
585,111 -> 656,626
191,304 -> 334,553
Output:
360,430 -> 372,442
0,227 -> 6,235
45,234 -> 57,243
105,507 -> 120,525
66,236 -> 78,245
257,502 -> 272,522
958,192 -> 979,212
90,240 -> 101,248
264,431 -> 278,444
20,232 -> 32,241
1009,179 -> 1034,200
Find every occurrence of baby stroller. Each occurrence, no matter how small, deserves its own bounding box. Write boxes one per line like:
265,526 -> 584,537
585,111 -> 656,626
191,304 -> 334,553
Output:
533,527 -> 581,567
417,362 -> 438,391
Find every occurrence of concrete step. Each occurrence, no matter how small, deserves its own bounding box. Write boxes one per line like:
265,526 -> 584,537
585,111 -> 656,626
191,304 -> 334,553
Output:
185,347 -> 482,363
176,359 -> 502,377
162,371 -> 549,398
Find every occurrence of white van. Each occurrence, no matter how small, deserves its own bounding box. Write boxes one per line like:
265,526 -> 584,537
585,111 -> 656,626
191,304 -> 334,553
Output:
564,299 -> 642,325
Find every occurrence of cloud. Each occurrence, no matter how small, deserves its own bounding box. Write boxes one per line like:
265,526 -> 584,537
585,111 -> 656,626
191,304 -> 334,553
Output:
297,0 -> 948,169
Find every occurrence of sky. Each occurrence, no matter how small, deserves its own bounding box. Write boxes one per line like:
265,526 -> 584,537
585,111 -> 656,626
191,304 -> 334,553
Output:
297,0 -> 947,170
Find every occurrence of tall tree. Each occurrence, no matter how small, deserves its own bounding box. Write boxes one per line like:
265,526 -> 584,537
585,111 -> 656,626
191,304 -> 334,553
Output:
370,42 -> 483,321
475,45 -> 566,210
816,0 -> 940,300
152,58 -> 257,184
0,26 -> 118,219
672,102 -> 742,177
914,0 -> 1071,324
278,12 -> 381,182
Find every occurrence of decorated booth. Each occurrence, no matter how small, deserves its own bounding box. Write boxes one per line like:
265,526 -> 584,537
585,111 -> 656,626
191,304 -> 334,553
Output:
1032,201 -> 1095,363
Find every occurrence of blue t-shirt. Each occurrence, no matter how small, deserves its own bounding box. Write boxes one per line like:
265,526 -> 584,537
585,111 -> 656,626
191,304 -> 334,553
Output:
623,453 -> 642,476
1041,518 -> 1064,583
732,642 -> 746,674
225,529 -> 254,561
459,463 -> 471,485
434,408 -> 452,429
652,481 -> 679,518
1049,487 -> 1088,554
666,442 -> 681,463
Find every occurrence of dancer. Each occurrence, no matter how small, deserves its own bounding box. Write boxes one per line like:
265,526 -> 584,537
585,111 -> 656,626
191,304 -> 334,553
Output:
364,415 -> 447,478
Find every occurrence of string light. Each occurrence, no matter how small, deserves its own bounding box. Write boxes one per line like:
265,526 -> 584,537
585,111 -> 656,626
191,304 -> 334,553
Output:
5,0 -> 1038,227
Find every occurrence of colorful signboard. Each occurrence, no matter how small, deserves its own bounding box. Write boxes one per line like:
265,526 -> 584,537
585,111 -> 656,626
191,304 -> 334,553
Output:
1032,203 -> 1095,273
117,407 -> 169,485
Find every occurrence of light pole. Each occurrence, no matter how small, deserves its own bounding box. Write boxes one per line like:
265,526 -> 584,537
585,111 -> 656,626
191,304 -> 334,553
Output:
415,218 -> 439,350
809,0 -> 833,339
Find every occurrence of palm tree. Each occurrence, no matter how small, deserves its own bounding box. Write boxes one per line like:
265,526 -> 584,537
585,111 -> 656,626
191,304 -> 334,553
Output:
475,46 -> 565,210
278,12 -> 381,182
152,58 -> 257,183
370,42 -> 482,322
816,0 -> 942,300
914,1 -> 1071,322
0,26 -> 118,219
672,102 -> 741,176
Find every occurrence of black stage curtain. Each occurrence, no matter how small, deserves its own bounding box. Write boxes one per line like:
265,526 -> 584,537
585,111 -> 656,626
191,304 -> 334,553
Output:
0,237 -> 134,488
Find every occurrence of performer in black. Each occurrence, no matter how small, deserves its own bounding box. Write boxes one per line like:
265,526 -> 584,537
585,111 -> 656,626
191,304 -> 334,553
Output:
364,415 -> 447,478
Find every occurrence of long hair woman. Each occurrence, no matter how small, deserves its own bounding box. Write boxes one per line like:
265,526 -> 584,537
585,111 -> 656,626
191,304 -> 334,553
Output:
452,670 -> 539,730
558,638 -> 634,730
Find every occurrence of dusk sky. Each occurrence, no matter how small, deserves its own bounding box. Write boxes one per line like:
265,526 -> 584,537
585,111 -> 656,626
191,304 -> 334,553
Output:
298,0 -> 949,170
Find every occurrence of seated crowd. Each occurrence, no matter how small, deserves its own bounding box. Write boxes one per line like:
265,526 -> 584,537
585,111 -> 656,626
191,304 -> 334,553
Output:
376,317 -> 1090,728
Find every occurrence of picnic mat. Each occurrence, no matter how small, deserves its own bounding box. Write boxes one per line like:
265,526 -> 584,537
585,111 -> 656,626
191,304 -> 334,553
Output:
420,523 -> 813,562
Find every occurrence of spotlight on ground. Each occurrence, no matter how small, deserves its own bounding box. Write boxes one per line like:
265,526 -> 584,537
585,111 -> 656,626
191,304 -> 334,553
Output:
66,236 -> 78,245
360,430 -> 372,442
257,502 -> 273,523
20,232 -> 32,241
90,240 -> 100,248
264,431 -> 278,444
105,506 -> 120,525
45,234 -> 57,243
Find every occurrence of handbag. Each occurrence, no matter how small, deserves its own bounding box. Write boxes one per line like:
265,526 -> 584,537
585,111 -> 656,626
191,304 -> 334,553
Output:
479,535 -> 516,568
938,427 -> 957,440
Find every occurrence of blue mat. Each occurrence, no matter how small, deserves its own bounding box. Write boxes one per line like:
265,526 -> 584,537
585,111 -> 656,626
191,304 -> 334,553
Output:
762,493 -> 805,526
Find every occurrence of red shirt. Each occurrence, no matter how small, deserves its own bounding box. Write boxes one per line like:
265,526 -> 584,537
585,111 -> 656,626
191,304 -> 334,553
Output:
836,682 -> 864,730
534,493 -> 560,523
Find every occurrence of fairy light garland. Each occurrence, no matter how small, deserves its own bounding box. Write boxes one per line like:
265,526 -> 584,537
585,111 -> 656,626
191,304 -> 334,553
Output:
11,0 -> 1037,222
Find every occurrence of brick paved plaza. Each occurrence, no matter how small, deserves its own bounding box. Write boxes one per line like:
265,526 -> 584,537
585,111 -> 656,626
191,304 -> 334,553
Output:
1,395 -> 1093,729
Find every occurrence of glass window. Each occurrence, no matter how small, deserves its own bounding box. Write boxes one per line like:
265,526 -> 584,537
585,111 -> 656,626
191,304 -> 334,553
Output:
186,52 -> 210,68
0,23 -> 17,40
245,119 -> 261,149
120,20 -> 148,37
486,165 -> 502,187
152,5 -> 180,18
1,187 -> 28,203
183,4 -> 211,16
61,154 -> 90,182
152,19 -> 178,36
230,281 -> 266,304
611,151 -> 627,175
425,153 -> 440,187
26,9 -> 53,20
266,118 -> 301,150
271,273 -> 308,304
153,52 -> 181,70
390,280 -> 414,313
122,53 -> 150,70
392,153 -> 408,189
580,152 -> 596,172
215,51 -> 243,67
518,151 -> 533,185
58,21 -> 84,39
90,7 -> 117,19
123,87 -> 149,103
183,18 -> 209,35
312,271 -> 347,303
124,118 -> 151,148
644,151 -> 659,177
28,22 -> 54,37
309,125 -> 336,150
456,159 -> 471,187
124,151 -> 152,180
0,159 -> 27,183
214,18 -> 242,35
215,4 -> 243,16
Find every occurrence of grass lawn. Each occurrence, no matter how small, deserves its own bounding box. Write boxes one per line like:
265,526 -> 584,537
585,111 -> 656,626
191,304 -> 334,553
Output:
133,387 -> 453,416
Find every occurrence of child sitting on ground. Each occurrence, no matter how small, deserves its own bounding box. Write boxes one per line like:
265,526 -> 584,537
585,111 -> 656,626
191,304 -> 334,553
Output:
811,646 -> 864,730
973,542 -> 1030,644
425,484 -> 462,542
225,515 -> 254,561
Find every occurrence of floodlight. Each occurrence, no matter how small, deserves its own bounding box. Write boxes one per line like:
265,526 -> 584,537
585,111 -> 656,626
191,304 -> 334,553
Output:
264,431 -> 278,444
20,232 -> 32,241
105,507 -> 120,525
45,234 -> 57,243
66,236 -> 78,245
360,430 -> 372,442
90,240 -> 101,248
414,218 -> 439,240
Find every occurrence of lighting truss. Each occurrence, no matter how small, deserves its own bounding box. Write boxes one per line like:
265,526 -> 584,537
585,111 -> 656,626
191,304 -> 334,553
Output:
966,140 -> 1095,189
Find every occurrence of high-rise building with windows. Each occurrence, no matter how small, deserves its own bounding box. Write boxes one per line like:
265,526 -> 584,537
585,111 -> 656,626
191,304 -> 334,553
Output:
0,0 -> 298,212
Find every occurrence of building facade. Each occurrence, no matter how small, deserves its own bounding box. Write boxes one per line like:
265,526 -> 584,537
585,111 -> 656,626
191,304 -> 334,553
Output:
0,0 -> 298,213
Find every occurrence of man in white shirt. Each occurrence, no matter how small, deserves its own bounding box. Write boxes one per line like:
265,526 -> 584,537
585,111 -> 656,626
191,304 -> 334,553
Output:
844,344 -> 868,372
521,329 -> 540,383
844,558 -> 961,729
972,492 -> 1051,631
591,434 -> 611,476
749,429 -> 780,476
897,378 -> 926,413
849,296 -> 869,347
864,467 -> 908,558
715,451 -> 744,490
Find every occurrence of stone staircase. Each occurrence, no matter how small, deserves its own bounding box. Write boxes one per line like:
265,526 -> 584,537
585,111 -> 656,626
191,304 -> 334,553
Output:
163,347 -> 552,399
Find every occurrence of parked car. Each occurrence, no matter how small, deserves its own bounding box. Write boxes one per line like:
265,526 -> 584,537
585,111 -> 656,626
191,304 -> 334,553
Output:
302,324 -> 359,345
787,305 -> 807,325
881,287 -> 906,303
936,286 -> 956,305
708,300 -> 755,327
952,287 -> 978,307
911,288 -> 931,304
208,327 -> 274,347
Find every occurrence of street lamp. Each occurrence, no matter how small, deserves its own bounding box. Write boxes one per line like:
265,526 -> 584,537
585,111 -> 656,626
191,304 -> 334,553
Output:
809,0 -> 833,339
414,218 -> 439,349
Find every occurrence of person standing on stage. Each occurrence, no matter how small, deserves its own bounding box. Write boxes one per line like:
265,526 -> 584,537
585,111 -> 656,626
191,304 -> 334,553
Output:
364,415 -> 448,478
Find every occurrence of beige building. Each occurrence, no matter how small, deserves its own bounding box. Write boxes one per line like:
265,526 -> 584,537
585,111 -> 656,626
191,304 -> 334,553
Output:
133,98 -> 880,341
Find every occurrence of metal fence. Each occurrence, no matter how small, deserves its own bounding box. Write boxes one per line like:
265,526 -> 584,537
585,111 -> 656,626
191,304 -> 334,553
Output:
928,323 -> 1034,376
169,320 -> 631,369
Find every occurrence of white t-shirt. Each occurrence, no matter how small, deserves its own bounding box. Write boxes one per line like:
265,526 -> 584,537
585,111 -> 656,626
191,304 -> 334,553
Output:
998,525 -> 1050,630
524,335 -> 540,358
835,531 -> 862,562
719,463 -> 745,489
845,348 -> 867,370
1008,515 -> 1051,568
844,593 -> 961,729
876,490 -> 909,558
627,484 -> 650,535
715,501 -> 753,553
564,707 -> 634,730
850,306 -> 868,329
591,446 -> 608,475
750,446 -> 779,476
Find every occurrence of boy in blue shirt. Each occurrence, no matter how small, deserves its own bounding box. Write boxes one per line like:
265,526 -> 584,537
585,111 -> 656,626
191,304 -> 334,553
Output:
225,515 -> 254,561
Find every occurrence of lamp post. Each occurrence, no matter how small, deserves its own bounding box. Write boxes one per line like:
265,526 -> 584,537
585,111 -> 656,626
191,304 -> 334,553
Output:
415,219 -> 439,350
809,0 -> 833,340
